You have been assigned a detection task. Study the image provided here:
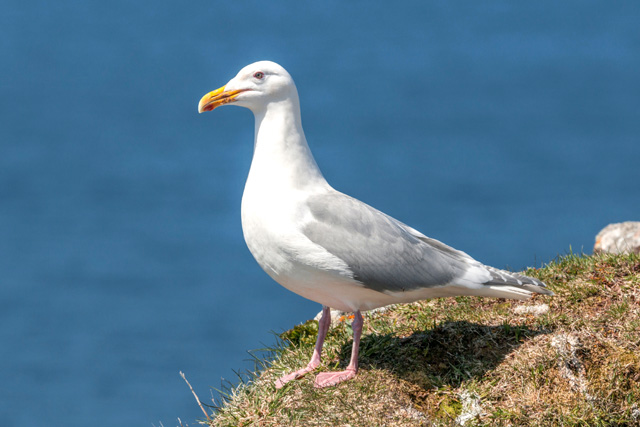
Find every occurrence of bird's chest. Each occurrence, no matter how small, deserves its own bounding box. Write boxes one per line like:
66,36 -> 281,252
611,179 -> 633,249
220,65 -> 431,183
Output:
240,182 -> 307,275
240,181 -> 353,289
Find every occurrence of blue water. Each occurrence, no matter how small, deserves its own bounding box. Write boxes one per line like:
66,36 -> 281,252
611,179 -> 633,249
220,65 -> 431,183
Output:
1,1 -> 639,425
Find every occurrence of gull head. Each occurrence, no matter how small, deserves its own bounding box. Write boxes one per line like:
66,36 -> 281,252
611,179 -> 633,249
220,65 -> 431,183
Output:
198,61 -> 297,114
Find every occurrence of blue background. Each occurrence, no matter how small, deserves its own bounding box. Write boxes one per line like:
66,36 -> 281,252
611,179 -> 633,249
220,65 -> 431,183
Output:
1,1 -> 639,425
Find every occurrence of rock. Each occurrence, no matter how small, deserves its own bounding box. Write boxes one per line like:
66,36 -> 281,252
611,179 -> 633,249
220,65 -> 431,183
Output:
594,221 -> 640,254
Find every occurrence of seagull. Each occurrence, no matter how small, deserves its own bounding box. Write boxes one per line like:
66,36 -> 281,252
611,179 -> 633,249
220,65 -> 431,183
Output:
198,61 -> 553,389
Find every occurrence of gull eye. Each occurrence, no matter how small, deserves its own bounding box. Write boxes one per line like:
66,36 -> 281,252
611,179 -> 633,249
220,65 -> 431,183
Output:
253,71 -> 265,80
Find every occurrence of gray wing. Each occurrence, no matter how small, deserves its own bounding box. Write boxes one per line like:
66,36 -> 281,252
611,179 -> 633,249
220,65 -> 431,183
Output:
302,191 -> 474,293
302,191 -> 552,296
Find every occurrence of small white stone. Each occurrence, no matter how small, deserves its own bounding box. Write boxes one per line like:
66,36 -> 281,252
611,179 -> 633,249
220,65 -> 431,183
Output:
513,303 -> 549,316
455,390 -> 482,426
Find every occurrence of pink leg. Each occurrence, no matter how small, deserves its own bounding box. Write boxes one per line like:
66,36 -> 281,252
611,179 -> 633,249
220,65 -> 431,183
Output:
314,310 -> 363,388
275,306 -> 331,388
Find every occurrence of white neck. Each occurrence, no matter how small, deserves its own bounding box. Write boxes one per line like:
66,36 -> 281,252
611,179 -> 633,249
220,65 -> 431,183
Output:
246,97 -> 328,192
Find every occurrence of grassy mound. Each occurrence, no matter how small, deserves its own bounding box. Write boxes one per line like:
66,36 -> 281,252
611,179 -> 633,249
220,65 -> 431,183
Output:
201,253 -> 640,426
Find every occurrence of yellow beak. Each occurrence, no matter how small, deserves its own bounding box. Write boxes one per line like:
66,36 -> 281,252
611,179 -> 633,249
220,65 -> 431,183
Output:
198,85 -> 246,113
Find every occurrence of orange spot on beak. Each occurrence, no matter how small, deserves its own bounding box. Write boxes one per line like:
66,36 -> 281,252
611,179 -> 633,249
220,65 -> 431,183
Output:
198,86 -> 247,113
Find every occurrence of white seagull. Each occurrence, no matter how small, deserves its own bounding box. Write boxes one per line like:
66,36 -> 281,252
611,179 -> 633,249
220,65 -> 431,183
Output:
198,61 -> 553,389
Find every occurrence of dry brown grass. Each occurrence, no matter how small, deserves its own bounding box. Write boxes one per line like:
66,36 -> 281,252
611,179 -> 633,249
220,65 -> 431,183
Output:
198,252 -> 640,426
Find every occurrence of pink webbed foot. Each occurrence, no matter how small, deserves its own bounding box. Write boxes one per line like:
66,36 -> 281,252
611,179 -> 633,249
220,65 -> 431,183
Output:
275,364 -> 317,389
314,368 -> 357,388
275,306 -> 332,389
312,311 -> 363,388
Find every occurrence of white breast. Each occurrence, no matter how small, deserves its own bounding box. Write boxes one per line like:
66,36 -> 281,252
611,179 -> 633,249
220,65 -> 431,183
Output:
241,175 -> 380,311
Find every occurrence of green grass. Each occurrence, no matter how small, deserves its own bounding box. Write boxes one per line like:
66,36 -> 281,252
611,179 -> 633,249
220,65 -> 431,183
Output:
190,252 -> 640,426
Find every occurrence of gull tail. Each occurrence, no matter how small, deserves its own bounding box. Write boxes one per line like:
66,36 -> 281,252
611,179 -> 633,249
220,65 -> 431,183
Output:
479,265 -> 553,300
454,261 -> 553,300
